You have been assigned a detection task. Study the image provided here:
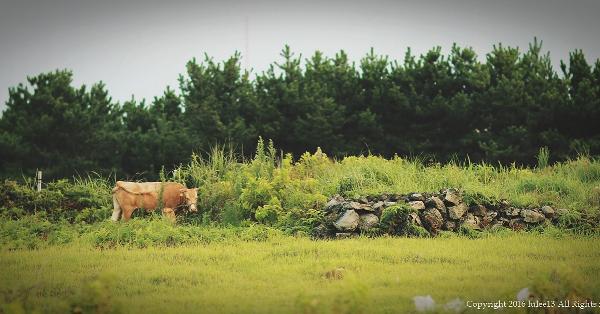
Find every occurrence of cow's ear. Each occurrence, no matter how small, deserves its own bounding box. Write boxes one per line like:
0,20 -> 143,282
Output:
179,188 -> 185,197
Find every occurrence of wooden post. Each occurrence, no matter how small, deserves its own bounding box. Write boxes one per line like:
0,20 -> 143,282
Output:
36,170 -> 42,192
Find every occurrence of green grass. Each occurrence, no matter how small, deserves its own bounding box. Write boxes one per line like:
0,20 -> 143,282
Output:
2,144 -> 600,313
1,232 -> 599,313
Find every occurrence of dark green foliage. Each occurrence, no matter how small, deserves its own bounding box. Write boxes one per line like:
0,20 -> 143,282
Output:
0,179 -> 110,223
1,41 -> 600,179
0,71 -> 123,178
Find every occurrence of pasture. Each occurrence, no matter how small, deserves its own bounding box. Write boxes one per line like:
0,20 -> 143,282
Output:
2,148 -> 600,313
1,232 -> 600,313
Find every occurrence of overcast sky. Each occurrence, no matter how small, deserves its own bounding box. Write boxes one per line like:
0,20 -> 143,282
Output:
1,0 -> 599,112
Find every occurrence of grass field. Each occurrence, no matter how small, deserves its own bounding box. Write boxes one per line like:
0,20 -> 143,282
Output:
2,232 -> 600,313
2,147 -> 600,313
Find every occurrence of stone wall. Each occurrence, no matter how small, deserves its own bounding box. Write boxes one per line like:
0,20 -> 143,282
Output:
316,188 -> 566,238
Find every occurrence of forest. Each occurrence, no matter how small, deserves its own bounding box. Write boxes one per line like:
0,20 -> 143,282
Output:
1,40 -> 599,179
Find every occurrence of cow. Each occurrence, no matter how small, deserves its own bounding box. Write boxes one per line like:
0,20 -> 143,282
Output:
111,181 -> 198,222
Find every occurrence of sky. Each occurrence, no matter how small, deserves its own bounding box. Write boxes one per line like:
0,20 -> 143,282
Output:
1,0 -> 600,112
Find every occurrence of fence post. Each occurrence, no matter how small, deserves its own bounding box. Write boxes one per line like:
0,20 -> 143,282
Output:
36,170 -> 42,192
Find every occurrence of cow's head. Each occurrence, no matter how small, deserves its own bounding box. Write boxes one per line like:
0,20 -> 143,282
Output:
180,188 -> 198,212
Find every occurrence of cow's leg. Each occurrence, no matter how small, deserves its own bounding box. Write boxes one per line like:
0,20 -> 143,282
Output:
121,205 -> 136,222
162,207 -> 176,223
111,194 -> 122,222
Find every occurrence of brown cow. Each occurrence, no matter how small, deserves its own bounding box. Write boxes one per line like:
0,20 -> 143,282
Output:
111,181 -> 198,222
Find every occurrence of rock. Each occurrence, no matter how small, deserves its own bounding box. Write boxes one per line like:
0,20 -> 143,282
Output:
358,196 -> 369,204
359,205 -> 375,212
444,220 -> 457,231
408,201 -> 425,211
521,209 -> 545,223
509,218 -> 526,231
358,213 -> 379,232
421,207 -> 444,234
425,196 -> 446,210
366,195 -> 379,202
408,212 -> 422,226
344,201 -> 363,211
378,194 -> 390,201
448,203 -> 468,220
444,298 -> 465,313
312,224 -> 329,238
333,210 -> 360,231
413,295 -> 436,312
480,211 -> 497,228
425,196 -> 446,213
388,194 -> 402,202
504,207 -> 521,217
372,201 -> 385,210
516,288 -> 531,301
384,201 -> 397,207
556,208 -> 569,216
469,204 -> 488,216
462,213 -> 481,230
325,195 -> 344,211
541,205 -> 555,218
444,189 -> 461,206
344,201 -> 373,212
499,199 -> 510,208
408,193 -> 426,202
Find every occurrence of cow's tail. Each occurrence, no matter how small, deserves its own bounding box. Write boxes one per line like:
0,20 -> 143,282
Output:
111,189 -> 122,222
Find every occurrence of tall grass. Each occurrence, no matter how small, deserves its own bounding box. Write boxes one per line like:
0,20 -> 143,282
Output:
537,146 -> 550,169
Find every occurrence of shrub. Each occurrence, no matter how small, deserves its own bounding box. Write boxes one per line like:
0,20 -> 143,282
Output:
239,177 -> 276,219
0,178 -> 110,223
380,204 -> 428,237
75,207 -> 111,224
255,196 -> 282,225
197,180 -> 237,222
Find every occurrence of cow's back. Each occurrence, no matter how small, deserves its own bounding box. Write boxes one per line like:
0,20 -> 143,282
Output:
115,181 -> 163,194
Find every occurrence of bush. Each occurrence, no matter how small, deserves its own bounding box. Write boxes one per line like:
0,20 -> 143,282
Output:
0,178 -> 111,223
380,204 -> 428,237
239,177 -> 276,219
255,196 -> 282,225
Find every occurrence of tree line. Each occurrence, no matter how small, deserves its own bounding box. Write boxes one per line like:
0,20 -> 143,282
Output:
1,40 -> 599,179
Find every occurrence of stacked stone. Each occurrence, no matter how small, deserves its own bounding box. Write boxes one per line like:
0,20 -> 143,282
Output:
320,188 -> 565,238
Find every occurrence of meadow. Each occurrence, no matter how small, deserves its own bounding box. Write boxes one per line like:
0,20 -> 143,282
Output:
1,144 -> 600,313
2,232 -> 600,314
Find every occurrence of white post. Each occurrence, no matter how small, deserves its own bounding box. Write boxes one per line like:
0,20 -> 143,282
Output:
36,170 -> 42,192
